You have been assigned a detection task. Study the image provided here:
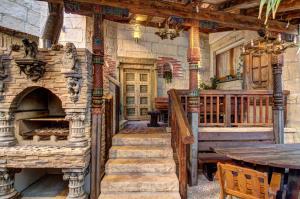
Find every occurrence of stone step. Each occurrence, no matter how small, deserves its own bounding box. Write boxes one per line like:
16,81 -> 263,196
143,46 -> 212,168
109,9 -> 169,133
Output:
99,192 -> 181,199
109,146 -> 173,159
112,133 -> 171,146
101,174 -> 179,193
105,158 -> 176,174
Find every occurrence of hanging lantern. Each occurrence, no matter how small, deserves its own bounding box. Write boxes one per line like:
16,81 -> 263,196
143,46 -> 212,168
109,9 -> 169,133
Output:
133,24 -> 142,43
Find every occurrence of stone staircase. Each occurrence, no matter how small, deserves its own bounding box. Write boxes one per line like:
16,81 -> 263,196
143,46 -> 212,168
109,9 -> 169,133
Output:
99,131 -> 181,199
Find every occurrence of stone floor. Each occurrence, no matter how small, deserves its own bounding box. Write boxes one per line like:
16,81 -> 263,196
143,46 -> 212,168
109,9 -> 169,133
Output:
188,175 -> 220,199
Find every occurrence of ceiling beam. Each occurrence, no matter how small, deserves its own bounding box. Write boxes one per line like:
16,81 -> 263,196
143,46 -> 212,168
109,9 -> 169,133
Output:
221,0 -> 259,13
42,0 -> 298,34
278,0 -> 300,13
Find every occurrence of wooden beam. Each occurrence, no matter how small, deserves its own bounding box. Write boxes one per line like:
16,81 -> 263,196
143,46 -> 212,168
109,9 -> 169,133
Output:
42,3 -> 64,46
278,0 -> 300,13
41,0 -> 298,34
221,0 -> 259,13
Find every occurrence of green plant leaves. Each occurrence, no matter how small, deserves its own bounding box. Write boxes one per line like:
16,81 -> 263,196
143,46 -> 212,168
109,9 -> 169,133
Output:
259,0 -> 282,24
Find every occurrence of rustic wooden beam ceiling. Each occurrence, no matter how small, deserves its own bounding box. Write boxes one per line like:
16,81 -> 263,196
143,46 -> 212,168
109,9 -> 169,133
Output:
41,0 -> 298,34
42,2 -> 64,44
219,0 -> 259,13
277,0 -> 300,13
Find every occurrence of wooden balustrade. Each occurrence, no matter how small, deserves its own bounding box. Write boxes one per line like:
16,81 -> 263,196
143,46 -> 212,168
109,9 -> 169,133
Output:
177,90 -> 289,127
168,89 -> 194,199
92,94 -> 114,195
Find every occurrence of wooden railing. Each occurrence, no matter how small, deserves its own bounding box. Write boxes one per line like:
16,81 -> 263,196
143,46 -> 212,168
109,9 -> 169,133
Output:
177,90 -> 289,127
168,89 -> 194,199
91,94 -> 114,199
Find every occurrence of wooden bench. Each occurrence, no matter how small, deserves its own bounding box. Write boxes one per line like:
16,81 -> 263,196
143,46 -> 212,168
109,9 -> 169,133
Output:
198,127 -> 275,181
154,97 -> 168,123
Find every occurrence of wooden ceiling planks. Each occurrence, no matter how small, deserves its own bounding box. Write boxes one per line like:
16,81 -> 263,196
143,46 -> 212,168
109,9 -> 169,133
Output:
41,0 -> 299,34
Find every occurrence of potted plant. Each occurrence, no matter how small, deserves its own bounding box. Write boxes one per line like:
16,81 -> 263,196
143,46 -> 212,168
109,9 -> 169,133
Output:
163,70 -> 173,83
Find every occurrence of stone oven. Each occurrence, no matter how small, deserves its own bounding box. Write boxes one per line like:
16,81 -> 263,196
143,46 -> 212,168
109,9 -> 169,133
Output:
0,41 -> 92,198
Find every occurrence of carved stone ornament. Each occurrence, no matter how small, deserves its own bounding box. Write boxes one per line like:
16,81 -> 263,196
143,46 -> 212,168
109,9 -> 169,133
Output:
62,43 -> 82,103
15,38 -> 46,82
0,168 -> 19,199
0,55 -> 10,99
62,168 -> 88,199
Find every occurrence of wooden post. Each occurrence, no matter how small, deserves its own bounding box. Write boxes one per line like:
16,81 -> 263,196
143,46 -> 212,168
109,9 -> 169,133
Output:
187,20 -> 200,186
91,6 -> 104,199
271,54 -> 284,144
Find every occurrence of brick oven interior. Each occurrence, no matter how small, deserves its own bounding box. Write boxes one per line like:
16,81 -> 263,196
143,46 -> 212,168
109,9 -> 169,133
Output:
16,87 -> 68,142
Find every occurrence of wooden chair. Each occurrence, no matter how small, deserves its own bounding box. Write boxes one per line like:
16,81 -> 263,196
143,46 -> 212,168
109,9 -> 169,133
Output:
217,163 -> 281,199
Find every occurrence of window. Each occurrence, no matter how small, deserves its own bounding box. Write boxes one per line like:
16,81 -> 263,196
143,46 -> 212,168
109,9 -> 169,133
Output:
216,45 -> 242,81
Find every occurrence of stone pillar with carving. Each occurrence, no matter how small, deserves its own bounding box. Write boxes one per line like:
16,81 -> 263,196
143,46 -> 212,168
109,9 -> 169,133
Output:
66,112 -> 88,148
0,112 -> 16,147
272,54 -> 285,144
63,168 -> 88,199
0,168 -> 19,199
187,20 -> 200,186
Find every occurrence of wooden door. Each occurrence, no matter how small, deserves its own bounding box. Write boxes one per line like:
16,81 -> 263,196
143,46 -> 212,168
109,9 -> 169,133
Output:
244,53 -> 273,90
123,68 -> 151,120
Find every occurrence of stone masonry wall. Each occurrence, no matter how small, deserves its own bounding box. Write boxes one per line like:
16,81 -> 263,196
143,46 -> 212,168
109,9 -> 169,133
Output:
57,17 -> 211,97
0,0 -> 48,37
59,14 -> 89,48
283,47 -> 300,142
116,23 -> 210,96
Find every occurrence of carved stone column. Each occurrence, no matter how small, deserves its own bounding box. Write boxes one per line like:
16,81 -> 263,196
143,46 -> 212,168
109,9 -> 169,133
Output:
0,112 -> 16,147
66,113 -> 88,148
63,168 -> 88,199
272,54 -> 285,144
187,20 -> 200,186
0,168 -> 19,199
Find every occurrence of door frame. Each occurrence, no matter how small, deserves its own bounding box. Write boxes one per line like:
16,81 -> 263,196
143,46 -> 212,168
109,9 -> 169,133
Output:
118,57 -> 157,121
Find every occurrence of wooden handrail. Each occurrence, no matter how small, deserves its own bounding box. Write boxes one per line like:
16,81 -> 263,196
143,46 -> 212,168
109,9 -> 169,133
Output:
176,89 -> 290,95
168,89 -> 194,199
168,89 -> 194,144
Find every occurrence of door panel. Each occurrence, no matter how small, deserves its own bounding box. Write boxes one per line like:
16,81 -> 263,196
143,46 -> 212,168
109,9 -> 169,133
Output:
123,68 -> 151,120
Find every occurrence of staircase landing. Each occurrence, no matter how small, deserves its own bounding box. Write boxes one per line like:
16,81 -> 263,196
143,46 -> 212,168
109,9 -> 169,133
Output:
99,122 -> 180,199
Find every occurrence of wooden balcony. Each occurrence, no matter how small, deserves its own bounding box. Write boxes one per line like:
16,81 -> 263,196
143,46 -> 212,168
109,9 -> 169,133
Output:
177,90 -> 290,128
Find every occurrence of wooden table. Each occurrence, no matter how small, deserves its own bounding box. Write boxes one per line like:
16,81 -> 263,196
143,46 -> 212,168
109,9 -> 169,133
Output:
213,144 -> 300,199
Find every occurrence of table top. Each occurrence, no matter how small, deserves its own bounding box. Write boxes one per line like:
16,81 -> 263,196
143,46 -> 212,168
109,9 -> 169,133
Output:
213,144 -> 300,170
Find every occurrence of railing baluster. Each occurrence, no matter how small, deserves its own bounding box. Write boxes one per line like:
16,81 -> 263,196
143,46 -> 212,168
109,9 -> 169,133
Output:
217,96 -> 220,125
259,96 -> 263,124
253,96 -> 257,124
240,96 -> 244,124
210,96 -> 213,124
266,96 -> 269,125
234,96 -> 238,125
247,96 -> 250,124
204,96 -> 207,125
199,96 -> 201,125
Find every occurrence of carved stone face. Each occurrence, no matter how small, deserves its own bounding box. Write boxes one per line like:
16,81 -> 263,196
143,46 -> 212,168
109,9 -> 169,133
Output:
65,43 -> 76,55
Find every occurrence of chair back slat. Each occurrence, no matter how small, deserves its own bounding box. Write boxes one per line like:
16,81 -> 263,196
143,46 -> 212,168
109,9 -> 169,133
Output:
217,163 -> 269,199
